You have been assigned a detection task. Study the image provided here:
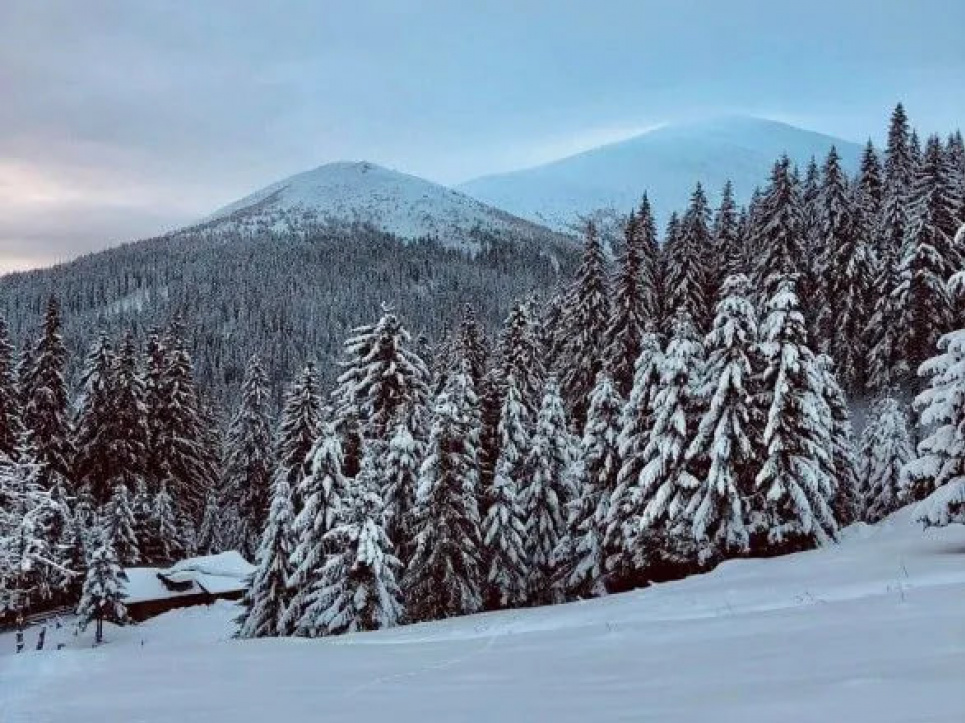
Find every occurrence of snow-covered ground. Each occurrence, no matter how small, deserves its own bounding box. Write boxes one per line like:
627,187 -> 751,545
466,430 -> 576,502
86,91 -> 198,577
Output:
2,508 -> 963,722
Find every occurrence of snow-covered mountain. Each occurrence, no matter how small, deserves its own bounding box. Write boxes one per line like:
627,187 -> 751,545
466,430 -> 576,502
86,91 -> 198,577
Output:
458,116 -> 865,231
196,161 -> 570,252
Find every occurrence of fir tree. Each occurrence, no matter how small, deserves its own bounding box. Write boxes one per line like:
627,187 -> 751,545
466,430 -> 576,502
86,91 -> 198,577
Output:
0,317 -> 22,460
221,354 -> 273,560
285,422 -> 349,634
884,103 -> 914,201
22,297 -> 73,492
606,330 -> 663,588
636,194 -> 662,324
666,184 -> 712,332
556,372 -> 622,598
146,483 -> 183,565
854,140 -> 884,246
403,362 -> 484,622
521,378 -> 572,604
631,316 -> 705,571
713,180 -> 743,276
816,355 -> 860,526
296,459 -> 403,636
381,417 -> 422,565
605,212 -> 648,397
72,333 -> 119,503
482,373 -> 530,609
103,481 -> 139,567
236,469 -> 296,638
857,394 -> 913,523
273,363 -> 323,516
561,221 -> 611,431
456,303 -> 489,387
495,300 -> 545,416
76,531 -> 128,645
754,278 -> 838,555
753,157 -> 805,304
684,276 -> 761,564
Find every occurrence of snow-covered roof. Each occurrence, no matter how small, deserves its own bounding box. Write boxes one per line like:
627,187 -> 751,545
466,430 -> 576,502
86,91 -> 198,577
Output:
123,552 -> 255,604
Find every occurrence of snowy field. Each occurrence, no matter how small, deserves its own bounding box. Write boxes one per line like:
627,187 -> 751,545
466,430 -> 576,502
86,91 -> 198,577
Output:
2,509 -> 963,723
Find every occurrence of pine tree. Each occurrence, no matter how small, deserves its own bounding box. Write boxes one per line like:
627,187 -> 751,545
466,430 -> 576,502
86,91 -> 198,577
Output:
273,363 -> 323,516
819,146 -> 873,393
284,422 -> 349,634
296,458 -> 403,636
561,221 -> 611,431
380,417 -> 422,565
606,330 -> 663,588
754,278 -> 838,554
631,316 -> 705,571
110,332 -> 150,490
556,372 -> 622,598
103,481 -> 139,566
495,300 -> 545,416
236,469 -> 296,638
76,531 -> 128,645
713,180 -> 743,276
482,373 -> 530,609
817,355 -> 860,526
666,184 -> 712,332
684,275 -> 761,565
221,354 -> 273,560
22,297 -> 73,492
884,103 -> 914,201
753,157 -> 806,304
72,333 -> 118,503
145,483 -> 183,565
894,136 -> 963,386
636,194 -> 662,324
521,378 -> 572,604
0,318 -> 22,460
131,479 -> 154,560
857,395 -> 913,523
403,362 -> 484,622
854,140 -> 884,246
456,303 -> 489,387
605,212 -> 648,397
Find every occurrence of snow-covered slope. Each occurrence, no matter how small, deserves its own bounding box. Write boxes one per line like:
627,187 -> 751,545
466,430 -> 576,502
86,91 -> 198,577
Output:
3,508 -> 963,722
196,161 -> 571,252
459,117 -> 864,230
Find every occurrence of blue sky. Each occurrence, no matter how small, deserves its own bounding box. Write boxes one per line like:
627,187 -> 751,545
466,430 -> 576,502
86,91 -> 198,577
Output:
1,0 -> 963,270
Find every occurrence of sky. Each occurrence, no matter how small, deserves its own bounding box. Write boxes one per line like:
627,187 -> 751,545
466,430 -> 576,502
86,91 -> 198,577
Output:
1,0 -> 964,272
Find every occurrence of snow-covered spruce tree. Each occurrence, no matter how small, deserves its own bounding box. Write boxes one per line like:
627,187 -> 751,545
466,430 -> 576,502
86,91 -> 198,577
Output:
884,103 -> 914,202
331,308 -> 430,475
495,299 -> 546,417
110,332 -> 150,485
273,362 -> 323,517
103,481 -> 140,567
403,361 -> 484,622
605,330 -> 663,589
482,373 -> 530,610
521,378 -> 572,605
631,315 -> 706,575
284,422 -> 350,634
636,194 -> 662,325
894,135 -> 964,387
131,480 -> 154,560
816,355 -> 860,526
605,212 -> 648,398
560,221 -> 611,431
0,446 -> 68,617
456,302 -> 489,387
683,275 -> 761,565
854,140 -> 884,248
72,333 -> 117,503
0,317 -> 22,460
713,180 -> 744,277
555,372 -> 622,599
819,146 -> 873,394
753,277 -> 838,555
152,322 -> 218,521
22,297 -> 74,493
380,416 -> 422,566
76,531 -> 128,645
60,512 -> 88,605
665,183 -> 712,333
752,157 -> 806,306
236,467 -> 297,638
857,394 -> 913,523
220,354 -> 273,560
144,483 -> 183,565
295,457 -> 403,636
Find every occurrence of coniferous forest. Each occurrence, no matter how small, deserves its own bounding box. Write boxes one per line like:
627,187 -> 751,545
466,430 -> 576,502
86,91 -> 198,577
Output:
1,103 -> 964,639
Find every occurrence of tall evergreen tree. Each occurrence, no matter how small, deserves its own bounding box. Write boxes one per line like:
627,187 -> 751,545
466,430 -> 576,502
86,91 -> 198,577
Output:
0,318 -> 22,460
857,394 -> 913,523
273,363 -> 323,516
605,212 -> 648,397
482,373 -> 530,609
521,378 -> 572,605
561,222 -> 611,431
73,333 -> 118,503
817,355 -> 859,526
103,480 -> 140,566
76,531 -> 128,645
403,362 -> 484,622
753,157 -> 807,308
297,457 -> 403,636
456,303 -> 489,387
380,416 -> 422,566
884,103 -> 914,201
556,372 -> 622,598
854,140 -> 884,245
713,180 -> 743,276
636,194 -> 662,324
684,276 -> 761,565
665,184 -> 712,332
754,278 -> 838,555
221,354 -> 274,560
